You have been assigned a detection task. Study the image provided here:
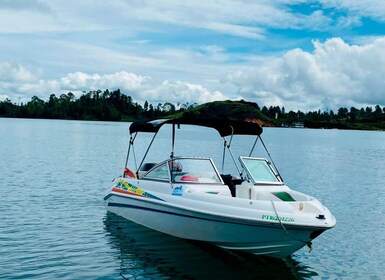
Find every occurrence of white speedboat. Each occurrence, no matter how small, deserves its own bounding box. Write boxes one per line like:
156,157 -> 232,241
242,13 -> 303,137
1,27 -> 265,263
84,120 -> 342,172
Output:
104,118 -> 336,258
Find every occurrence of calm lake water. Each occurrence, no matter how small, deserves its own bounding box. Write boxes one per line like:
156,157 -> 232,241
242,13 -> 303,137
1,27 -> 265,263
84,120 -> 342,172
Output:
1,118 -> 385,279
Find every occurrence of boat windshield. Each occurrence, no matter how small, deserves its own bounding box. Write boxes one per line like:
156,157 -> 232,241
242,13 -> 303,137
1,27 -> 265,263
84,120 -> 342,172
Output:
239,157 -> 281,184
142,158 -> 222,184
171,158 -> 222,184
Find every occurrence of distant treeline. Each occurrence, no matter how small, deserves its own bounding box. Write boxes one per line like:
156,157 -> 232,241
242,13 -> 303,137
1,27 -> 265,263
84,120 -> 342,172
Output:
1,89 -> 385,130
263,104 -> 385,130
0,89 -> 196,121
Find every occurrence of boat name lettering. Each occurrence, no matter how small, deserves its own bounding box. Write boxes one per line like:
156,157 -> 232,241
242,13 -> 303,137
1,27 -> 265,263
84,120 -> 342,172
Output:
262,215 -> 295,223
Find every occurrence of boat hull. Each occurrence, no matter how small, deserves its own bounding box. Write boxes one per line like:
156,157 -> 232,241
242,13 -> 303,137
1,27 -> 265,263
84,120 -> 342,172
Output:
105,192 -> 326,258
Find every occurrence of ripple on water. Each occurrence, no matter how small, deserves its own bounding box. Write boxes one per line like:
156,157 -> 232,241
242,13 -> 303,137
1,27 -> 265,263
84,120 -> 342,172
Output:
1,119 -> 385,279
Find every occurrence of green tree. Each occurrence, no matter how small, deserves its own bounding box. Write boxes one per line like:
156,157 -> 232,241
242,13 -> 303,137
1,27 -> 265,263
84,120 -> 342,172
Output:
337,107 -> 348,118
144,101 -> 149,111
25,96 -> 45,117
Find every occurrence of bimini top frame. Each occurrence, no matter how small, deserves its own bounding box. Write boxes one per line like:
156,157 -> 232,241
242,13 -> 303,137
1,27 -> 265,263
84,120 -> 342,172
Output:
124,117 -> 281,182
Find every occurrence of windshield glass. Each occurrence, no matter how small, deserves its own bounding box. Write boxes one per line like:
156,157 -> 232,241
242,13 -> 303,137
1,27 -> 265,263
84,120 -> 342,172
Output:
143,162 -> 170,181
171,158 -> 222,184
239,157 -> 280,184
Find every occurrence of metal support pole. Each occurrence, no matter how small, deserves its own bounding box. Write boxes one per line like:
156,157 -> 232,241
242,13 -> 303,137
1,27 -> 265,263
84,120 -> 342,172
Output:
248,136 -> 259,157
221,138 -> 227,173
170,123 -> 176,159
123,133 -> 137,176
137,132 -> 158,173
259,136 -> 283,181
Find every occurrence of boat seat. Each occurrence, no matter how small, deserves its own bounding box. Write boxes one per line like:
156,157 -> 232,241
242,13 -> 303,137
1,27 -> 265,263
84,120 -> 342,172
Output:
221,174 -> 243,197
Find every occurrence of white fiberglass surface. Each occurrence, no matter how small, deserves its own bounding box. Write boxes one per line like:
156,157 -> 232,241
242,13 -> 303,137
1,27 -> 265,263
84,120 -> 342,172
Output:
240,157 -> 279,183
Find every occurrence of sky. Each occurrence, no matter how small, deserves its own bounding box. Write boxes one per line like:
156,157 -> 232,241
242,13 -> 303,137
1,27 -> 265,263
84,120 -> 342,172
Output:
1,0 -> 385,111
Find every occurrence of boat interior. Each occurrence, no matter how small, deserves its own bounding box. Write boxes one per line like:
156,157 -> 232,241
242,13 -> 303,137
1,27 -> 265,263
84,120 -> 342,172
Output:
131,156 -> 312,204
124,119 -> 312,203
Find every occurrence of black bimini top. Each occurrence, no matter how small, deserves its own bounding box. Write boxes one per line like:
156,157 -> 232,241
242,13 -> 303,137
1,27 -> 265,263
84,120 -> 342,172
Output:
129,118 -> 263,137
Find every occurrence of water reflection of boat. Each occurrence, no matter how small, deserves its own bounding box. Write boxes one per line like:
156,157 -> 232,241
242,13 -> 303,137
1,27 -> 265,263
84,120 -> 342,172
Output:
104,212 -> 316,279
104,118 -> 336,258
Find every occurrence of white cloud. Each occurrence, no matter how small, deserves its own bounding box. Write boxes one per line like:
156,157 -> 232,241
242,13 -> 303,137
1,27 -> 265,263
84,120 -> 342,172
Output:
0,62 -> 226,105
1,2 -> 385,111
57,72 -> 227,104
227,37 -> 385,110
0,1 -> 104,34
113,0 -> 339,37
0,1 -> 337,38
320,0 -> 385,21
0,62 -> 40,100
59,72 -> 150,92
0,1 -> 384,43
143,81 -> 227,104
0,62 -> 37,82
3,37 -> 385,110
